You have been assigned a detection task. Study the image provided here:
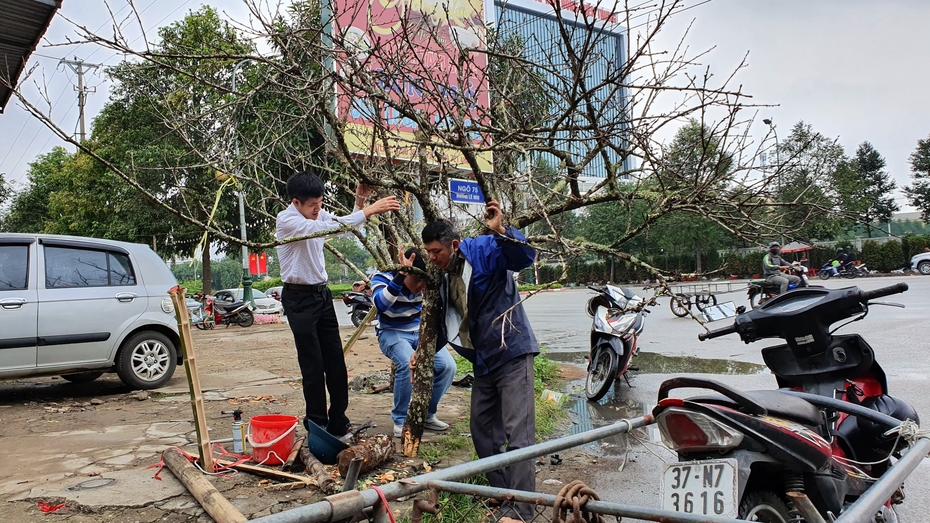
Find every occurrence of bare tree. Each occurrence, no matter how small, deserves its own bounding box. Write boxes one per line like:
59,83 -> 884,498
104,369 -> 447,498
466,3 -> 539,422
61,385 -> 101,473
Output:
10,0 -> 829,456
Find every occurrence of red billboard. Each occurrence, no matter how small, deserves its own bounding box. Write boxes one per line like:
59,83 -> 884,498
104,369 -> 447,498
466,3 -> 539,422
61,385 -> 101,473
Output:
334,0 -> 492,172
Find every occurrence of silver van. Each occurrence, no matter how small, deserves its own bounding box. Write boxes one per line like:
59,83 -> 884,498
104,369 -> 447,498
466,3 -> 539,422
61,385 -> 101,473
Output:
0,234 -> 181,389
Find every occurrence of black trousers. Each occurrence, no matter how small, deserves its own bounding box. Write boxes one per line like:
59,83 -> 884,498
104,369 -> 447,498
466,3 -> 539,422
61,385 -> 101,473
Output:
282,286 -> 350,436
471,353 -> 537,519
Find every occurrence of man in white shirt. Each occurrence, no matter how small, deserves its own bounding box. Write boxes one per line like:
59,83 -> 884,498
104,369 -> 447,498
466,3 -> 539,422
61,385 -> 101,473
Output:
276,172 -> 399,436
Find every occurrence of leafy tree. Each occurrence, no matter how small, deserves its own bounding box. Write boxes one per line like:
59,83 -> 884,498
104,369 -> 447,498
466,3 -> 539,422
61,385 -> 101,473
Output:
324,237 -> 374,283
654,120 -> 736,271
776,122 -> 846,241
842,142 -> 897,237
99,6 -> 260,293
1,147 -> 72,232
905,134 -> 930,221
0,173 -> 9,209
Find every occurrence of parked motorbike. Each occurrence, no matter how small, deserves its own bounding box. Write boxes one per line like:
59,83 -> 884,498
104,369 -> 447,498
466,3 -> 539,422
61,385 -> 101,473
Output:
655,283 -> 918,522
746,263 -> 810,309
584,285 -> 648,401
819,261 -> 858,280
342,282 -> 373,327
191,292 -> 254,329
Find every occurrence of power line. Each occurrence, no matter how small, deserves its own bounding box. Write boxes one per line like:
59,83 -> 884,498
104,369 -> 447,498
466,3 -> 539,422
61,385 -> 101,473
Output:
59,57 -> 103,142
3,69 -> 77,184
3,0 -> 192,183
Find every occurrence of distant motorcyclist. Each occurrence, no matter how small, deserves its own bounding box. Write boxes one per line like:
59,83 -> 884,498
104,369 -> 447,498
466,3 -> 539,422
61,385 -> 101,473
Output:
763,241 -> 801,294
843,246 -> 858,270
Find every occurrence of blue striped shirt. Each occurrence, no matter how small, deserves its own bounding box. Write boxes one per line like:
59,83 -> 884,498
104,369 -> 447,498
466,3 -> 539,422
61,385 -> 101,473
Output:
371,271 -> 422,332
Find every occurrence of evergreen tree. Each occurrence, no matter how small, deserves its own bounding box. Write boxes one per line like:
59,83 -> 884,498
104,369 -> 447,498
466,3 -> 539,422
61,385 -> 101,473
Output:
905,134 -> 930,222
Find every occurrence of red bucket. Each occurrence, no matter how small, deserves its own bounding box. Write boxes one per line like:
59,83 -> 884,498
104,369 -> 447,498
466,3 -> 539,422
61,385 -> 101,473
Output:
249,415 -> 298,465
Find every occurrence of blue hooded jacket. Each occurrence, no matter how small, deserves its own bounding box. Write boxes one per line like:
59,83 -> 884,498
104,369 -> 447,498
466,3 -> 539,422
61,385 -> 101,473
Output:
439,226 -> 539,376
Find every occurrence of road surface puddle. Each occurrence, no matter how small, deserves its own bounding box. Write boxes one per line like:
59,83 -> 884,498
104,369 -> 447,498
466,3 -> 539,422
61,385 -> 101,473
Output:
567,384 -> 657,458
546,351 -> 766,375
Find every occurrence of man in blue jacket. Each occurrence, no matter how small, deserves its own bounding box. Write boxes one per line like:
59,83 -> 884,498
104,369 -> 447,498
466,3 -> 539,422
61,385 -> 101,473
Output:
422,201 -> 538,522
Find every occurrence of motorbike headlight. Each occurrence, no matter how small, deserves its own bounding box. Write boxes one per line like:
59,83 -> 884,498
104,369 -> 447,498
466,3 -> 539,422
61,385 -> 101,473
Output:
161,297 -> 176,314
608,313 -> 636,334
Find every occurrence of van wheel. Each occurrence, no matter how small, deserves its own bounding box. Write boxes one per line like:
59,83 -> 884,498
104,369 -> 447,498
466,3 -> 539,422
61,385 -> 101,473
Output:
61,371 -> 104,384
116,331 -> 177,390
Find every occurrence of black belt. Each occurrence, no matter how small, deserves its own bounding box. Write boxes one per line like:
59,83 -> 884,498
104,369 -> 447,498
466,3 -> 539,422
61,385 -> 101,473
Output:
283,282 -> 329,292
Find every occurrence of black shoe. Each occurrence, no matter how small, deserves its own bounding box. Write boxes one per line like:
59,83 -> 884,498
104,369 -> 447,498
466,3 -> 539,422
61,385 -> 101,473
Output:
326,422 -> 351,438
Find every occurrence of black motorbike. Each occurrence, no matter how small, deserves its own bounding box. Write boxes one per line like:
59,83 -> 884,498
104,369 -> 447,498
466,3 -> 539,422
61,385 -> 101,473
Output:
654,283 -> 918,522
342,283 -> 374,327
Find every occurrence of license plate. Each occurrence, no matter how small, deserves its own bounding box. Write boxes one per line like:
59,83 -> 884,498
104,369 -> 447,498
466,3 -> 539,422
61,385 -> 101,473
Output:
661,458 -> 738,518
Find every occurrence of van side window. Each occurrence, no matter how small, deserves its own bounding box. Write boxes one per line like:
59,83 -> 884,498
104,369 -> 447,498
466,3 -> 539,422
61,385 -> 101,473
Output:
44,246 -> 137,288
0,245 -> 29,291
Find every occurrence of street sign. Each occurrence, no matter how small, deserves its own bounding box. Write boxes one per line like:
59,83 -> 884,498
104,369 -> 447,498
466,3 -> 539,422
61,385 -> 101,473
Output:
449,178 -> 485,204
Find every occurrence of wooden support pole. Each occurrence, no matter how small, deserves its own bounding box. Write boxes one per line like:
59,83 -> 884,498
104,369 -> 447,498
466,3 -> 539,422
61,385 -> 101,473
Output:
284,435 -> 306,472
343,306 -> 377,354
168,287 -> 213,471
163,448 -> 247,523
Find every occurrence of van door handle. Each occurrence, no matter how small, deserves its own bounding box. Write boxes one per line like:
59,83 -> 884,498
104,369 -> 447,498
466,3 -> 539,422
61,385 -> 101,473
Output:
115,292 -> 138,303
0,298 -> 27,310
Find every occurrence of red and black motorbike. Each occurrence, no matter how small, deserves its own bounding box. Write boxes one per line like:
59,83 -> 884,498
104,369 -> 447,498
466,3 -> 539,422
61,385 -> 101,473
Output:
191,292 -> 254,329
654,283 -> 918,522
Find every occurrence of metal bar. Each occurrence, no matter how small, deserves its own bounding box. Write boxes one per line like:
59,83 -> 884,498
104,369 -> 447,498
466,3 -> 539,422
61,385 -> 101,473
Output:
834,436 -> 930,523
783,391 -> 905,428
341,457 -> 364,493
250,416 -> 652,523
427,480 -> 747,523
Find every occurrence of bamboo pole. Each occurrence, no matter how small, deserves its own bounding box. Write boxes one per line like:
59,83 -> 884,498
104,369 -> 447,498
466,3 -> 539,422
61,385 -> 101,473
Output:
168,287 -> 213,471
343,306 -> 377,354
163,448 -> 247,523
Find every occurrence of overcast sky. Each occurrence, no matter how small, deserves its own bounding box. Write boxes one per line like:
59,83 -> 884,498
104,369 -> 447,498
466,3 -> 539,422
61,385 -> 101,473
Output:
2,0 -> 928,212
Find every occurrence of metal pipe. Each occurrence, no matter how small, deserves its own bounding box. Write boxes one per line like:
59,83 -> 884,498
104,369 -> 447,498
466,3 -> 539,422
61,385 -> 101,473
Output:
834,436 -> 930,523
427,480 -> 746,523
782,390 -> 905,428
250,416 -> 652,523
341,457 -> 364,493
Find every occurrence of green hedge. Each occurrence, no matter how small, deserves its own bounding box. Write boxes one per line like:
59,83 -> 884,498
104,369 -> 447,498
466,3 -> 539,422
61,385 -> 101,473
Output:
861,240 -> 906,272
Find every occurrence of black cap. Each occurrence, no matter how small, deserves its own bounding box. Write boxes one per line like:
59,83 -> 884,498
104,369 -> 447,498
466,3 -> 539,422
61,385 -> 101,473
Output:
405,247 -> 427,273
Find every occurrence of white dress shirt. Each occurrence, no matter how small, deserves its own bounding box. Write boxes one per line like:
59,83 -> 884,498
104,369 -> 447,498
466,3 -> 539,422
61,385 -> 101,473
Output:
275,204 -> 366,285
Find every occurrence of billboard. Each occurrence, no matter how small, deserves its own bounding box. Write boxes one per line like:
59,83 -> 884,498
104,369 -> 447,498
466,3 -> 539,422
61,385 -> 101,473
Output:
334,0 -> 493,172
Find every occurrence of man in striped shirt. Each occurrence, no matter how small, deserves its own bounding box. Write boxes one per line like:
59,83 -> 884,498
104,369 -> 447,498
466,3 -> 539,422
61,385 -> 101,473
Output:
372,247 -> 456,438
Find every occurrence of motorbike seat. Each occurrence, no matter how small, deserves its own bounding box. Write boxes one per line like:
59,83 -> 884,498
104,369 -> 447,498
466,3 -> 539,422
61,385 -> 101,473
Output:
216,301 -> 245,313
687,389 -> 823,427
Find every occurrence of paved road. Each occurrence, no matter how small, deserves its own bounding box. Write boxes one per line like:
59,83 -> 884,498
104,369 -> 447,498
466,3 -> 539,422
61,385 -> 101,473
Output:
521,277 -> 930,520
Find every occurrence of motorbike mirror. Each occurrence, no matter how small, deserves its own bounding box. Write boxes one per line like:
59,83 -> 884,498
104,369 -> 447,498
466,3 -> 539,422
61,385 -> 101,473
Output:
701,301 -> 738,322
867,301 -> 906,309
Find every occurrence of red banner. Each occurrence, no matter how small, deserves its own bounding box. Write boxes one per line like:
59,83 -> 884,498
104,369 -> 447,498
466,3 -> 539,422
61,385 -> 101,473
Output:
258,252 -> 268,275
249,253 -> 258,275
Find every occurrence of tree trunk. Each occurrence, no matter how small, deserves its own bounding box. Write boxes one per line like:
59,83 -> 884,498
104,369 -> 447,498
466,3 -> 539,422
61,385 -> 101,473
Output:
402,280 -> 441,457
610,257 -> 615,283
694,239 -> 703,274
203,235 -> 212,295
336,434 -> 395,477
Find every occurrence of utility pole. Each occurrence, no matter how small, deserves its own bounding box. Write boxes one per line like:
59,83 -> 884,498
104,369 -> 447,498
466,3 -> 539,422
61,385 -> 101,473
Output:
59,57 -> 101,143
